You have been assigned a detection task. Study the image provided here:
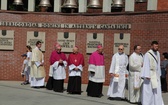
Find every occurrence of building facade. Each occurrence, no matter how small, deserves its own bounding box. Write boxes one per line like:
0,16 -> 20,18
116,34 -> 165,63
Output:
0,0 -> 168,87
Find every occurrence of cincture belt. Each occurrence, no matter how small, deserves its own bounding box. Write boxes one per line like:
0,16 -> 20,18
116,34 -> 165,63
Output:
114,74 -> 128,77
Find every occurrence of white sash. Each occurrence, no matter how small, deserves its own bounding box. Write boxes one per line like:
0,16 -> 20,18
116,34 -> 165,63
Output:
134,72 -> 141,89
148,50 -> 158,89
132,53 -> 143,89
113,54 -> 120,82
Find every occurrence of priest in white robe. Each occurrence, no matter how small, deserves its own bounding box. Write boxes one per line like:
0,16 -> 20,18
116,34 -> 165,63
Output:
107,45 -> 128,100
141,41 -> 164,105
128,45 -> 143,104
30,41 -> 46,88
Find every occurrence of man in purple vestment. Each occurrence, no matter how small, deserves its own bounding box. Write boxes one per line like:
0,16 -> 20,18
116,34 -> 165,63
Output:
86,45 -> 105,97
46,43 -> 67,92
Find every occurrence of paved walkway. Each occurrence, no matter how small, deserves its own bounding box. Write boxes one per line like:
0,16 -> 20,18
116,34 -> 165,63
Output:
0,81 -> 167,105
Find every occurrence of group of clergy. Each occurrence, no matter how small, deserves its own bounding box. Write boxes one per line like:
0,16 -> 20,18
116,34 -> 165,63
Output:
107,41 -> 164,105
45,43 -> 84,94
29,40 -> 164,105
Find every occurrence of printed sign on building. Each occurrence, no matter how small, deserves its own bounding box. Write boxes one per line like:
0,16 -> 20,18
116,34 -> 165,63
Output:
57,32 -> 76,52
86,33 -> 104,53
0,30 -> 14,50
113,33 -> 130,55
27,31 -> 45,51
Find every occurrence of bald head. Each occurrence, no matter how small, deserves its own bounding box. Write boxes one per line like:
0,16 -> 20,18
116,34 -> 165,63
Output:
73,46 -> 78,53
118,45 -> 124,53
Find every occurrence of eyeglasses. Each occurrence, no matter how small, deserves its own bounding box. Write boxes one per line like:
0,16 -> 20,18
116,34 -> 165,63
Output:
118,48 -> 123,50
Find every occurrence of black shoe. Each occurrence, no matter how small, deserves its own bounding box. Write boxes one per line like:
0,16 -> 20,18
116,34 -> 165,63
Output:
114,97 -> 121,101
24,81 -> 30,85
33,86 -> 40,89
72,92 -> 81,95
54,90 -> 63,93
108,97 -> 124,101
21,82 -> 25,85
75,92 -> 81,95
121,98 -> 126,101
40,86 -> 45,88
108,97 -> 114,100
130,102 -> 142,105
98,93 -> 104,98
21,81 -> 28,85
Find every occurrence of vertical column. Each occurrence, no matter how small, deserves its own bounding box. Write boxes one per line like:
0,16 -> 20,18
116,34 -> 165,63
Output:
147,0 -> 158,11
103,0 -> 112,12
125,0 -> 135,12
79,0 -> 87,13
28,0 -> 35,12
54,0 -> 62,12
1,0 -> 7,10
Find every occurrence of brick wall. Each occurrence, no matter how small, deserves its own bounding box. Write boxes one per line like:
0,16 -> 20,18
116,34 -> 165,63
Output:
135,2 -> 147,12
158,0 -> 168,11
0,11 -> 168,89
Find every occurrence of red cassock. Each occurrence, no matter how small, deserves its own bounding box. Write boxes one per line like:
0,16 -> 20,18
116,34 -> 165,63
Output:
49,51 -> 67,65
68,53 -> 84,67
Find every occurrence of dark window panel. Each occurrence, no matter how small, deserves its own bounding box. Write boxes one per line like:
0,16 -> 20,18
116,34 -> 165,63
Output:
7,0 -> 28,11
35,0 -> 53,12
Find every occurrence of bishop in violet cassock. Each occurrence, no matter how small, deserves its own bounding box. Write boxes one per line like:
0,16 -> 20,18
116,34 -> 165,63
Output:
86,45 -> 105,98
46,43 -> 67,92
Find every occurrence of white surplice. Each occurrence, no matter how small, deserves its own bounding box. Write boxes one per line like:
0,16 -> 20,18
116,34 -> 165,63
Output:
141,49 -> 164,105
107,52 -> 128,98
88,64 -> 105,83
69,64 -> 83,77
51,61 -> 67,80
128,52 -> 143,103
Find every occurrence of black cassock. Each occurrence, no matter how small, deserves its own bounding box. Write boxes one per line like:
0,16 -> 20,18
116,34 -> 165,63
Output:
67,76 -> 81,94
